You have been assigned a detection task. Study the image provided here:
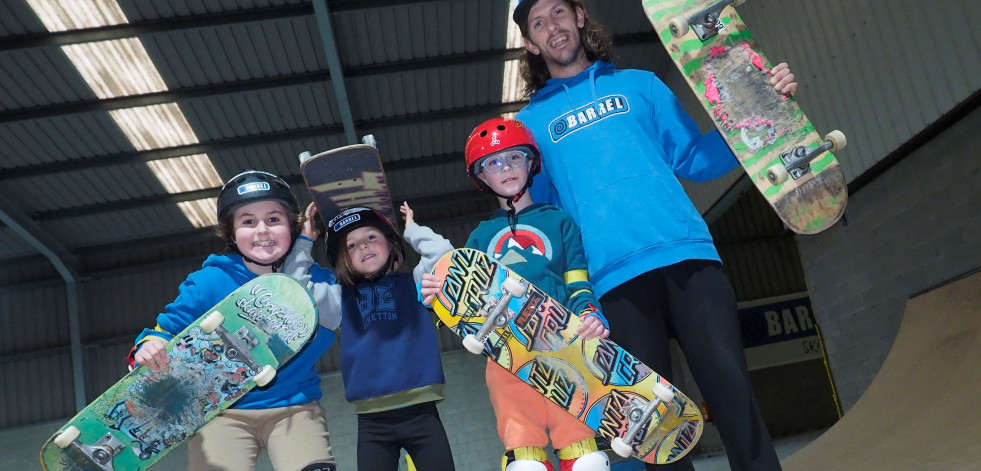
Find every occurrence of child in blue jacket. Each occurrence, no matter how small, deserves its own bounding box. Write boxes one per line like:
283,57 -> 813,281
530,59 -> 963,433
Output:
129,170 -> 338,471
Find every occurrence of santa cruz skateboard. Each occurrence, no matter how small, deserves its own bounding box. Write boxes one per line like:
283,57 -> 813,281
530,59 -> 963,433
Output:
645,0 -> 847,233
299,135 -> 398,231
430,248 -> 703,464
40,274 -> 318,471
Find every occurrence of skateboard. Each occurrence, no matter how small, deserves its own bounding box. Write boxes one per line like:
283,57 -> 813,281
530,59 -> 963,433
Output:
299,135 -> 398,231
644,0 -> 847,234
40,274 -> 318,471
430,248 -> 703,464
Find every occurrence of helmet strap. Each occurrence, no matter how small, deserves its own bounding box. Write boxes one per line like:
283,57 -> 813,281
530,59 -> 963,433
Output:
506,198 -> 519,236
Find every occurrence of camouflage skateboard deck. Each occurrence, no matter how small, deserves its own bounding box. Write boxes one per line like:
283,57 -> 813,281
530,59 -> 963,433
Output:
645,0 -> 847,233
299,136 -> 398,232
40,274 -> 318,471
430,248 -> 702,464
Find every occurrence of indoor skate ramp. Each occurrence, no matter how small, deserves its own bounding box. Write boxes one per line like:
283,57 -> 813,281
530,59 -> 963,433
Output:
782,271 -> 981,471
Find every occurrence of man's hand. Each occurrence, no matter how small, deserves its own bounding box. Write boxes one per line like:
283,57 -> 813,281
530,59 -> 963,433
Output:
133,337 -> 170,372
769,62 -> 798,96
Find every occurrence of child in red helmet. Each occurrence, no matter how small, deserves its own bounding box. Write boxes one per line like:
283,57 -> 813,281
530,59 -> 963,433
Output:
424,117 -> 612,471
284,201 -> 457,471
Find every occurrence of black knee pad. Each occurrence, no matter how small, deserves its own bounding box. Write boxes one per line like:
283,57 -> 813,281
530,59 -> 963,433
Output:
301,463 -> 337,471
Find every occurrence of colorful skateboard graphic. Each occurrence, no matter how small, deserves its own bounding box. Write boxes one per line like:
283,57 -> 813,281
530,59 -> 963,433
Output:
430,248 -> 703,464
40,274 -> 318,471
645,0 -> 847,233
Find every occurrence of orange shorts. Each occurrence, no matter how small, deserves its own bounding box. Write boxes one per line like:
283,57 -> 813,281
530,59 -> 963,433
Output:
485,359 -> 595,451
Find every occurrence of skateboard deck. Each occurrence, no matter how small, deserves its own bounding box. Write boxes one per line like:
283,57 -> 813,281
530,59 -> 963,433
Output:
299,135 -> 398,231
645,0 -> 847,234
430,248 -> 703,464
40,274 -> 318,471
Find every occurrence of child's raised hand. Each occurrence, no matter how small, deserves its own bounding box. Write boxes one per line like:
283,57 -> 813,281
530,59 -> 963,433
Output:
401,201 -> 416,227
769,62 -> 798,96
577,315 -> 610,341
133,337 -> 171,372
419,273 -> 441,306
301,202 -> 320,240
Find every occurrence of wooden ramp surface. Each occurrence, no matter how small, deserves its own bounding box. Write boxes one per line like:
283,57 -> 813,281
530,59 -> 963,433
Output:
783,272 -> 981,470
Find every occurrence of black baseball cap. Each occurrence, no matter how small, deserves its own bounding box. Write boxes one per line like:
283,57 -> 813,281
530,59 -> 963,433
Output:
512,0 -> 539,34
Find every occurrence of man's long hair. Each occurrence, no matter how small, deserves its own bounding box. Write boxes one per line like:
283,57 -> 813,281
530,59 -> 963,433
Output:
518,0 -> 615,97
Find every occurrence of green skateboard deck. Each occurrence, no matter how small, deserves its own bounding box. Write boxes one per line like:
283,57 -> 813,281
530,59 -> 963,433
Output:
645,0 -> 848,233
40,274 -> 318,471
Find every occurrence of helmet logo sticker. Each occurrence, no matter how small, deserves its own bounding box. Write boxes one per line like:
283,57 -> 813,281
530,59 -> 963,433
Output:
331,213 -> 361,232
490,135 -> 501,147
237,181 -> 271,195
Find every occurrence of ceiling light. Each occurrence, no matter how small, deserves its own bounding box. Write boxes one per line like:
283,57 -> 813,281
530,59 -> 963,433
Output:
25,0 -> 127,32
146,154 -> 223,193
62,39 -> 168,99
110,104 -> 199,151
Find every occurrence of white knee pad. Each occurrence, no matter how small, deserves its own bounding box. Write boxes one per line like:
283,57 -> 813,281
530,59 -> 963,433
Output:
568,451 -> 609,471
505,459 -> 551,471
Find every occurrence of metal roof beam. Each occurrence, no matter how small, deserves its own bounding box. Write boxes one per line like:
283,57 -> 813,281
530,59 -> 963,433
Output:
0,191 -> 88,411
0,32 -> 654,124
313,0 -> 357,144
1,101 -> 524,181
2,1 -> 441,52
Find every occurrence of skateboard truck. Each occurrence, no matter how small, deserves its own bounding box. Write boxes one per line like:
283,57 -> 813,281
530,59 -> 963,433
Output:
669,0 -> 746,41
610,383 -> 676,458
200,312 -> 277,387
52,429 -> 125,471
766,130 -> 846,185
462,277 -> 528,354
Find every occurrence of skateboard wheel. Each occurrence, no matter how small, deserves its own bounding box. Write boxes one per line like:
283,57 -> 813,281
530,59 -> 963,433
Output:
668,16 -> 689,39
502,277 -> 527,297
610,437 -> 633,458
253,365 -> 276,387
653,383 -> 676,403
766,164 -> 789,186
53,426 -> 80,449
200,311 -> 224,333
463,335 -> 485,354
825,130 -> 847,153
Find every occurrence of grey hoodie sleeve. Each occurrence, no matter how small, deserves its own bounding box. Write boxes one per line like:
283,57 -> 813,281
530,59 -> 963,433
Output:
283,237 -> 343,331
403,222 -> 454,284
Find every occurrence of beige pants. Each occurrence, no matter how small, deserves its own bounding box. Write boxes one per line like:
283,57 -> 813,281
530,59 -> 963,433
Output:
188,402 -> 336,471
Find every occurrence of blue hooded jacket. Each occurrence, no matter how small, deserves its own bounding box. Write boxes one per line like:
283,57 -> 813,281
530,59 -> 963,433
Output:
516,61 -> 737,297
133,254 -> 336,409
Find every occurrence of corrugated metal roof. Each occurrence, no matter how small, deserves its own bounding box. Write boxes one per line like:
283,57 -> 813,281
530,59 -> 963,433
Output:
1,0 -> 979,283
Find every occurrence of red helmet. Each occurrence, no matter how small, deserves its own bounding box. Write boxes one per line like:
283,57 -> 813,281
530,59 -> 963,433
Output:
464,117 -> 541,191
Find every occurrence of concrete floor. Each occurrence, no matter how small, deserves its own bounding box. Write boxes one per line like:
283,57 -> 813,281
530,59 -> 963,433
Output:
9,417 -> 823,470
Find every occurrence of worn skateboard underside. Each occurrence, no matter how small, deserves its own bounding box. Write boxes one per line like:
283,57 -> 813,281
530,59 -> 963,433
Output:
40,275 -> 316,471
645,0 -> 847,233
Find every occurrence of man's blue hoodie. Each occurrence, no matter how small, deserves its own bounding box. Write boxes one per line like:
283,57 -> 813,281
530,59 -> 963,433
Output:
516,61 -> 738,298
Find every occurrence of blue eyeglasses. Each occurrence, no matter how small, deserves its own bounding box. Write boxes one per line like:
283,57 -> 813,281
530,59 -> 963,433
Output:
479,150 -> 529,174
